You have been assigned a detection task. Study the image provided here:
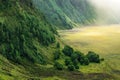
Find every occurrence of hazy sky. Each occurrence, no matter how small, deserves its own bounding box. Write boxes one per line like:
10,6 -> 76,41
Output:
90,0 -> 120,11
89,0 -> 120,24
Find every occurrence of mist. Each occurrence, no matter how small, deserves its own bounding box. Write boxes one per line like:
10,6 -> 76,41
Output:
89,0 -> 120,24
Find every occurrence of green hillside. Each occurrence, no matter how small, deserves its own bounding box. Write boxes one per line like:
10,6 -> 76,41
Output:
0,0 -> 58,64
32,0 -> 96,29
0,0 -> 59,79
0,0 -> 112,80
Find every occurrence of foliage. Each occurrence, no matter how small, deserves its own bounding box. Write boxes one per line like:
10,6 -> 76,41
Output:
53,50 -> 61,60
72,59 -> 79,66
62,45 -> 74,56
0,0 -> 56,64
75,65 -> 79,69
67,64 -> 75,71
54,62 -> 64,70
86,51 -> 100,63
71,52 -> 79,61
74,51 -> 87,65
83,57 -> 89,65
32,0 -> 96,29
65,58 -> 72,66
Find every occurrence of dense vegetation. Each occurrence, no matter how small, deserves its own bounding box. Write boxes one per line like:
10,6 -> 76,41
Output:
0,0 -> 57,64
32,0 -> 96,29
54,45 -> 102,71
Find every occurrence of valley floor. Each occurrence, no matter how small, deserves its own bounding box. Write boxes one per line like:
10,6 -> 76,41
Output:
59,24 -> 120,80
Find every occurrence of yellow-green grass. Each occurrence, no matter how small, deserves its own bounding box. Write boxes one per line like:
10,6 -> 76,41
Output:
41,76 -> 66,80
59,25 -> 120,79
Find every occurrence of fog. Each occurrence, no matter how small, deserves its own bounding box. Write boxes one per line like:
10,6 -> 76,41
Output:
89,0 -> 120,24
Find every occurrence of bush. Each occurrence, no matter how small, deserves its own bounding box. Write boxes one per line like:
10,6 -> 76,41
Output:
72,59 -> 79,66
86,51 -> 100,63
56,42 -> 60,48
83,57 -> 89,65
73,51 -> 89,65
54,50 -> 61,60
71,52 -> 79,61
76,51 -> 86,64
75,65 -> 79,69
68,64 -> 75,71
54,62 -> 63,70
62,45 -> 74,56
65,58 -> 72,66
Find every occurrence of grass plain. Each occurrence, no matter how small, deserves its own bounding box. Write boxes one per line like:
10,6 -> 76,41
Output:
59,24 -> 120,79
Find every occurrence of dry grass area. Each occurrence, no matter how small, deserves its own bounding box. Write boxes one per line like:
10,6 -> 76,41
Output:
59,24 -> 120,79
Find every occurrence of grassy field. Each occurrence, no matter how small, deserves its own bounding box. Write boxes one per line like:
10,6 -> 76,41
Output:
59,24 -> 120,79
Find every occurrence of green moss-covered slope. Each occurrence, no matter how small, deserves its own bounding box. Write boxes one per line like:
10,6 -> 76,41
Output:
32,0 -> 96,29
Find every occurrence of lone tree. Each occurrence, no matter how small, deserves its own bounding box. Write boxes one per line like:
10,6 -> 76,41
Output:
86,51 -> 100,63
62,45 -> 74,56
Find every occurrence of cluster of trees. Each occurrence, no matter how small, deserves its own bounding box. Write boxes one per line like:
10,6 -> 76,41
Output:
0,15 -> 49,64
0,1 -> 57,64
54,45 -> 103,71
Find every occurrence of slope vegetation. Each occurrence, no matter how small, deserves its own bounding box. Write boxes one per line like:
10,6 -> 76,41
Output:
32,0 -> 96,29
0,0 -> 57,65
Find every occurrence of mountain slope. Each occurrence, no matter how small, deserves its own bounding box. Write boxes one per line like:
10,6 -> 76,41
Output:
0,0 -> 57,64
32,0 -> 96,29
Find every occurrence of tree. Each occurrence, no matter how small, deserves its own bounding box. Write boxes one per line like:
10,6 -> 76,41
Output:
83,57 -> 89,65
71,52 -> 79,61
62,45 -> 74,56
68,64 -> 75,71
65,58 -> 72,66
86,51 -> 100,63
72,59 -> 79,66
76,51 -> 85,64
75,65 -> 79,69
54,62 -> 63,70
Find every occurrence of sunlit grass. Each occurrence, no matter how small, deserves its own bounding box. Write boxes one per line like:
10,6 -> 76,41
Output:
42,76 -> 66,80
59,25 -> 120,54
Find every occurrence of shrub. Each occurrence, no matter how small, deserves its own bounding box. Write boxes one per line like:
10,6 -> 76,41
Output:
54,62 -> 63,70
75,65 -> 79,69
68,64 -> 75,71
54,50 -> 61,60
65,58 -> 72,66
86,51 -> 100,63
83,57 -> 89,65
76,51 -> 86,64
71,52 -> 79,61
62,45 -> 74,56
72,59 -> 79,66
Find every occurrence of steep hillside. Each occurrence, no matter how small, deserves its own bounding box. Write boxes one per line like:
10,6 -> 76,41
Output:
32,0 -> 96,29
0,0 -> 58,65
